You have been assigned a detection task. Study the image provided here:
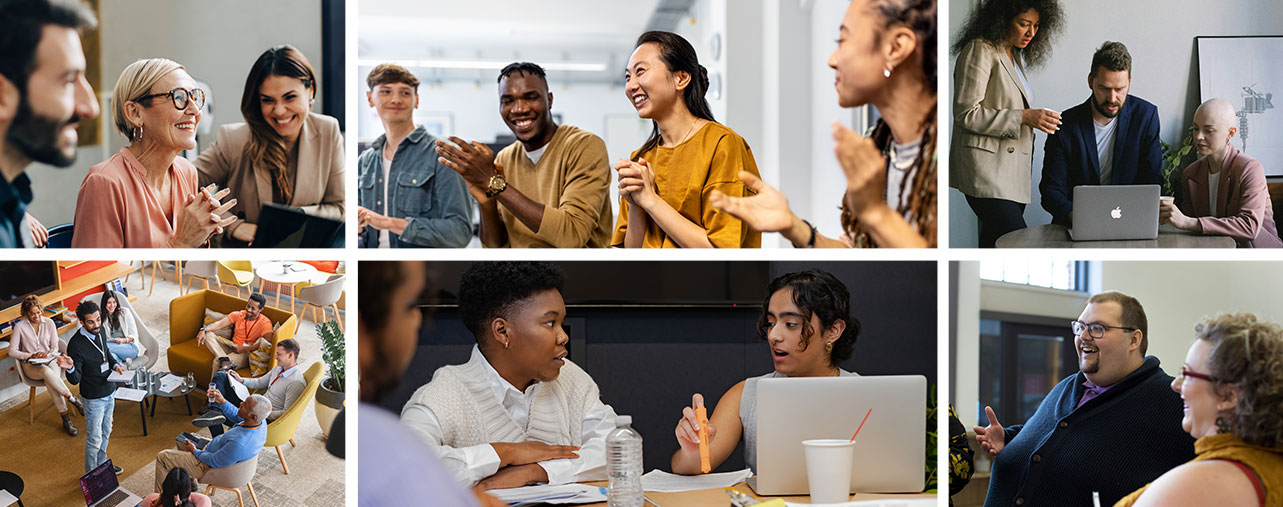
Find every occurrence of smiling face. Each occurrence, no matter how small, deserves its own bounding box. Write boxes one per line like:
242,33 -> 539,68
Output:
1074,301 -> 1142,385
24,304 -> 42,324
1006,8 -> 1040,50
258,74 -> 311,143
1088,68 -> 1130,120
827,0 -> 886,109
1171,339 -> 1234,438
368,81 -> 417,125
625,42 -> 686,119
274,344 -> 297,369
4,25 -> 99,168
495,289 -> 569,386
130,69 -> 200,151
763,288 -> 835,377
80,310 -> 101,335
498,72 -> 555,148
103,294 -> 117,315
244,299 -> 263,321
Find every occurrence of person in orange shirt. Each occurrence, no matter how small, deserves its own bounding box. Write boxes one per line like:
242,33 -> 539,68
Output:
196,293 -> 275,377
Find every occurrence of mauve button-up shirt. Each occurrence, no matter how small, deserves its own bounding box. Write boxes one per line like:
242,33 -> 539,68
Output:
72,147 -> 197,248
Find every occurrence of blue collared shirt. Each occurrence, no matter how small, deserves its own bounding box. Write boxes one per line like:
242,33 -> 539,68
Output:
0,172 -> 34,248
358,125 -> 473,248
195,422 -> 267,468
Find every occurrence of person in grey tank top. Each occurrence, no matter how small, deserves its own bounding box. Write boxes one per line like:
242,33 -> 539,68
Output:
670,270 -> 861,475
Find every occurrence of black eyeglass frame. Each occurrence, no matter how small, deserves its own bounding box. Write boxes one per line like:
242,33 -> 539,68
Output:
137,87 -> 206,110
1070,320 -> 1138,339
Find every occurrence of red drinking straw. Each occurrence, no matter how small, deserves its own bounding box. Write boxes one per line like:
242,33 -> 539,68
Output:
850,408 -> 872,442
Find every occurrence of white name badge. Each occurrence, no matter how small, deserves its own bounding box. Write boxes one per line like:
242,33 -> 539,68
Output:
100,361 -> 109,373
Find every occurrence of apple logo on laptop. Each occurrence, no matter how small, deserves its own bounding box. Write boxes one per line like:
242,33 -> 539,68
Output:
1110,207 -> 1122,219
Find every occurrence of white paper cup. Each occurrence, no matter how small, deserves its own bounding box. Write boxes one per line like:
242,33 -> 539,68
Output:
1159,196 -> 1175,205
803,439 -> 856,504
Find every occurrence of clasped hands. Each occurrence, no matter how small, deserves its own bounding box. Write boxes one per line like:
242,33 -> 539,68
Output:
475,441 -> 581,491
172,183 -> 238,248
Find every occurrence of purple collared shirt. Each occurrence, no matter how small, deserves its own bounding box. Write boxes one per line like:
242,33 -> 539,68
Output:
1077,378 -> 1115,408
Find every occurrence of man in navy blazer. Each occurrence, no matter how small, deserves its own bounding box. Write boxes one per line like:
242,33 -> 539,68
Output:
1040,41 -> 1162,225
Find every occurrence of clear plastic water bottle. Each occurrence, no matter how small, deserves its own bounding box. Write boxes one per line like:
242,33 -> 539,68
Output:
207,382 -> 217,404
607,415 -> 644,507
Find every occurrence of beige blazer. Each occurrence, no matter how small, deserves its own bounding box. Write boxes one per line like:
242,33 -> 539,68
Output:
195,112 -> 345,238
949,39 -> 1036,203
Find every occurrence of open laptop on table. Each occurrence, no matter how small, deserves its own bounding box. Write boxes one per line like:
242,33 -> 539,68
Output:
251,203 -> 344,248
1069,184 -> 1160,241
79,459 -> 140,507
748,375 -> 926,496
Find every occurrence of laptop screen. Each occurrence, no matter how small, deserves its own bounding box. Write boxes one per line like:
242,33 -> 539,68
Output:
252,203 -> 344,248
79,459 -> 117,505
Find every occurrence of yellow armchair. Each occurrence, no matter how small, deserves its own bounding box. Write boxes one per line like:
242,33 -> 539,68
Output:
264,362 -> 323,474
167,289 -> 299,386
216,261 -> 255,298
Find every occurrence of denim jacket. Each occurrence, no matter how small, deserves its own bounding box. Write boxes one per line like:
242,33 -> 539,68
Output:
358,125 -> 473,247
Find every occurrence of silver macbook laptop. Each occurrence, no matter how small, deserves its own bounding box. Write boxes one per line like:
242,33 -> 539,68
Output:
747,375 -> 926,496
79,459 -> 141,507
1069,184 -> 1160,241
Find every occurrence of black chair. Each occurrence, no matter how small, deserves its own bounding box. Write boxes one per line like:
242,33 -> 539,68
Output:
45,222 -> 73,248
0,470 -> 24,506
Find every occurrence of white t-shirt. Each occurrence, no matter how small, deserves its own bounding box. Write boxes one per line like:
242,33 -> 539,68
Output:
1208,171 -> 1221,217
886,139 -> 923,216
378,153 -> 393,248
524,143 -> 547,165
1094,118 -> 1119,185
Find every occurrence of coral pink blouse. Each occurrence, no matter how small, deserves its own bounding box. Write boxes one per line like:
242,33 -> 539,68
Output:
72,147 -> 198,248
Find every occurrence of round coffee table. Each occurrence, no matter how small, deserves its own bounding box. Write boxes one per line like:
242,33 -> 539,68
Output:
0,470 -> 24,506
146,371 -> 196,418
254,261 -> 319,312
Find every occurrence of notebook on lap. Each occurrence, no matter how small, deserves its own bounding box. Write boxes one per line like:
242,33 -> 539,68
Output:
79,459 -> 141,507
1069,184 -> 1160,241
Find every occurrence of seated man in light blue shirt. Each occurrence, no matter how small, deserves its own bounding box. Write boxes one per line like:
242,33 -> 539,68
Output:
154,394 -> 269,491
194,339 -> 307,437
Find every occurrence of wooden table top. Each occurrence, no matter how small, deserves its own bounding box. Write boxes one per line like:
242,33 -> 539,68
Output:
997,224 -> 1236,248
576,481 -> 937,506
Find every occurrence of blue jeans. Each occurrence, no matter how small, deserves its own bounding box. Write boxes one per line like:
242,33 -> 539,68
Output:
106,341 -> 139,364
83,393 -> 115,473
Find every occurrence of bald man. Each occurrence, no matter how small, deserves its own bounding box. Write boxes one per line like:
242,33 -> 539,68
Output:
1161,98 -> 1282,248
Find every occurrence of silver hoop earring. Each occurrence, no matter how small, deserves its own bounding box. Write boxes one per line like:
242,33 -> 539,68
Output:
134,125 -> 144,142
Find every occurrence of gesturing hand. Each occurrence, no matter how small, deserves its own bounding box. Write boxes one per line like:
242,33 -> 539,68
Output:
56,354 -> 74,370
26,213 -> 48,248
436,137 -> 499,189
709,171 -> 792,233
675,393 -> 718,454
972,406 -> 1007,456
832,121 -> 888,220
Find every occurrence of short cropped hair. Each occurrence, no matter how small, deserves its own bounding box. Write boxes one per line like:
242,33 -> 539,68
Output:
366,63 -> 419,91
1089,291 -> 1147,355
0,0 -> 96,93
246,394 -> 272,422
458,262 -> 563,345
1194,313 -> 1283,448
248,293 -> 267,309
276,338 -> 300,358
1090,41 -> 1131,78
111,58 -> 185,139
76,299 -> 99,321
497,61 -> 548,87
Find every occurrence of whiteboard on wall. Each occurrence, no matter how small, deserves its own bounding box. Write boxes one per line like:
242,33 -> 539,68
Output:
1197,36 -> 1283,176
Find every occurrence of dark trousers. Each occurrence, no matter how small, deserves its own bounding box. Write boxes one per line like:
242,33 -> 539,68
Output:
207,371 -> 244,438
965,195 -> 1027,248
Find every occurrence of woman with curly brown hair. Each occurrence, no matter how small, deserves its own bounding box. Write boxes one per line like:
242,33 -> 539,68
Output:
1117,313 -> 1283,507
711,0 -> 938,248
949,0 -> 1063,248
196,45 -> 344,246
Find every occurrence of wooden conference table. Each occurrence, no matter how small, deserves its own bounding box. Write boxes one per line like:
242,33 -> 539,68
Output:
997,224 -> 1236,248
578,481 -> 936,506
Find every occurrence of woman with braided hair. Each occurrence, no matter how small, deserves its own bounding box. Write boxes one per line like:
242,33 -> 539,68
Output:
711,0 -> 938,248
195,45 -> 344,246
613,31 -> 762,248
1116,313 -> 1283,507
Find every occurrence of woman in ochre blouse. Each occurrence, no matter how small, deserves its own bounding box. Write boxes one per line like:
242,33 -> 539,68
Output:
612,31 -> 760,248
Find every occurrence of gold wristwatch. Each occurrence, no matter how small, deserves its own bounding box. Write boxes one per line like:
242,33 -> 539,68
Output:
485,174 -> 508,197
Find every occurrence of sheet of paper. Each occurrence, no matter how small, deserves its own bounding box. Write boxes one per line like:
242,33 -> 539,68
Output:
227,375 -> 251,400
487,484 -> 608,506
640,468 -> 754,493
158,373 -> 184,393
115,387 -> 147,402
784,499 -> 936,507
107,369 -> 134,383
0,488 -> 17,507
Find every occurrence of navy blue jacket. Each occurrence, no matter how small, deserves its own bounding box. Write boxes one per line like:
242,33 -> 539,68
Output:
1039,95 -> 1163,225
983,356 -> 1194,507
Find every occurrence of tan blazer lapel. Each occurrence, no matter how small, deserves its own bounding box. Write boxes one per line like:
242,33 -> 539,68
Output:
996,52 -> 1030,108
293,114 -> 322,207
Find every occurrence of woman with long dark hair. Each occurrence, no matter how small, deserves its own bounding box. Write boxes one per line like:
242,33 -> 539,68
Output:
613,31 -> 761,248
196,45 -> 344,246
99,290 -> 140,366
711,0 -> 939,248
948,0 -> 1064,247
139,467 -> 210,507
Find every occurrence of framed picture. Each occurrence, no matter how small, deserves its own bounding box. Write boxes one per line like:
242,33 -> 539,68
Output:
1197,36 -> 1282,176
418,112 -> 454,138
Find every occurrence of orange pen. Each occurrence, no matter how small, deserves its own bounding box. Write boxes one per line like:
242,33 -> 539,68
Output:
697,405 -> 711,473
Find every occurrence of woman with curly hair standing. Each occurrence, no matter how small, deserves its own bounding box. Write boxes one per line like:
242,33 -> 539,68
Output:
1116,313 -> 1283,507
949,0 -> 1063,247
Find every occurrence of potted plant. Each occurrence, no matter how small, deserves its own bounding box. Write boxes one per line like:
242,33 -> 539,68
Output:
1160,125 -> 1198,197
924,383 -> 938,493
315,319 -> 344,437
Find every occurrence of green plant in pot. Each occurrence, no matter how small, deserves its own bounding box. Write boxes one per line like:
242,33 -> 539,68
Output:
924,383 -> 938,493
315,319 -> 344,437
1160,124 -> 1198,197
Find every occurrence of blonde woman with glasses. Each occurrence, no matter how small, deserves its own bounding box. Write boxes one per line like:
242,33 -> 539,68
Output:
73,58 -> 235,247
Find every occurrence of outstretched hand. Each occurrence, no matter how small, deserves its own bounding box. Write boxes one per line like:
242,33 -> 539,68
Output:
832,121 -> 887,220
709,170 -> 793,233
972,406 -> 1007,456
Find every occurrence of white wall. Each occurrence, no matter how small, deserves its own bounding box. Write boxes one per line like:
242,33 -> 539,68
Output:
24,0 -> 324,226
948,0 -> 1283,247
